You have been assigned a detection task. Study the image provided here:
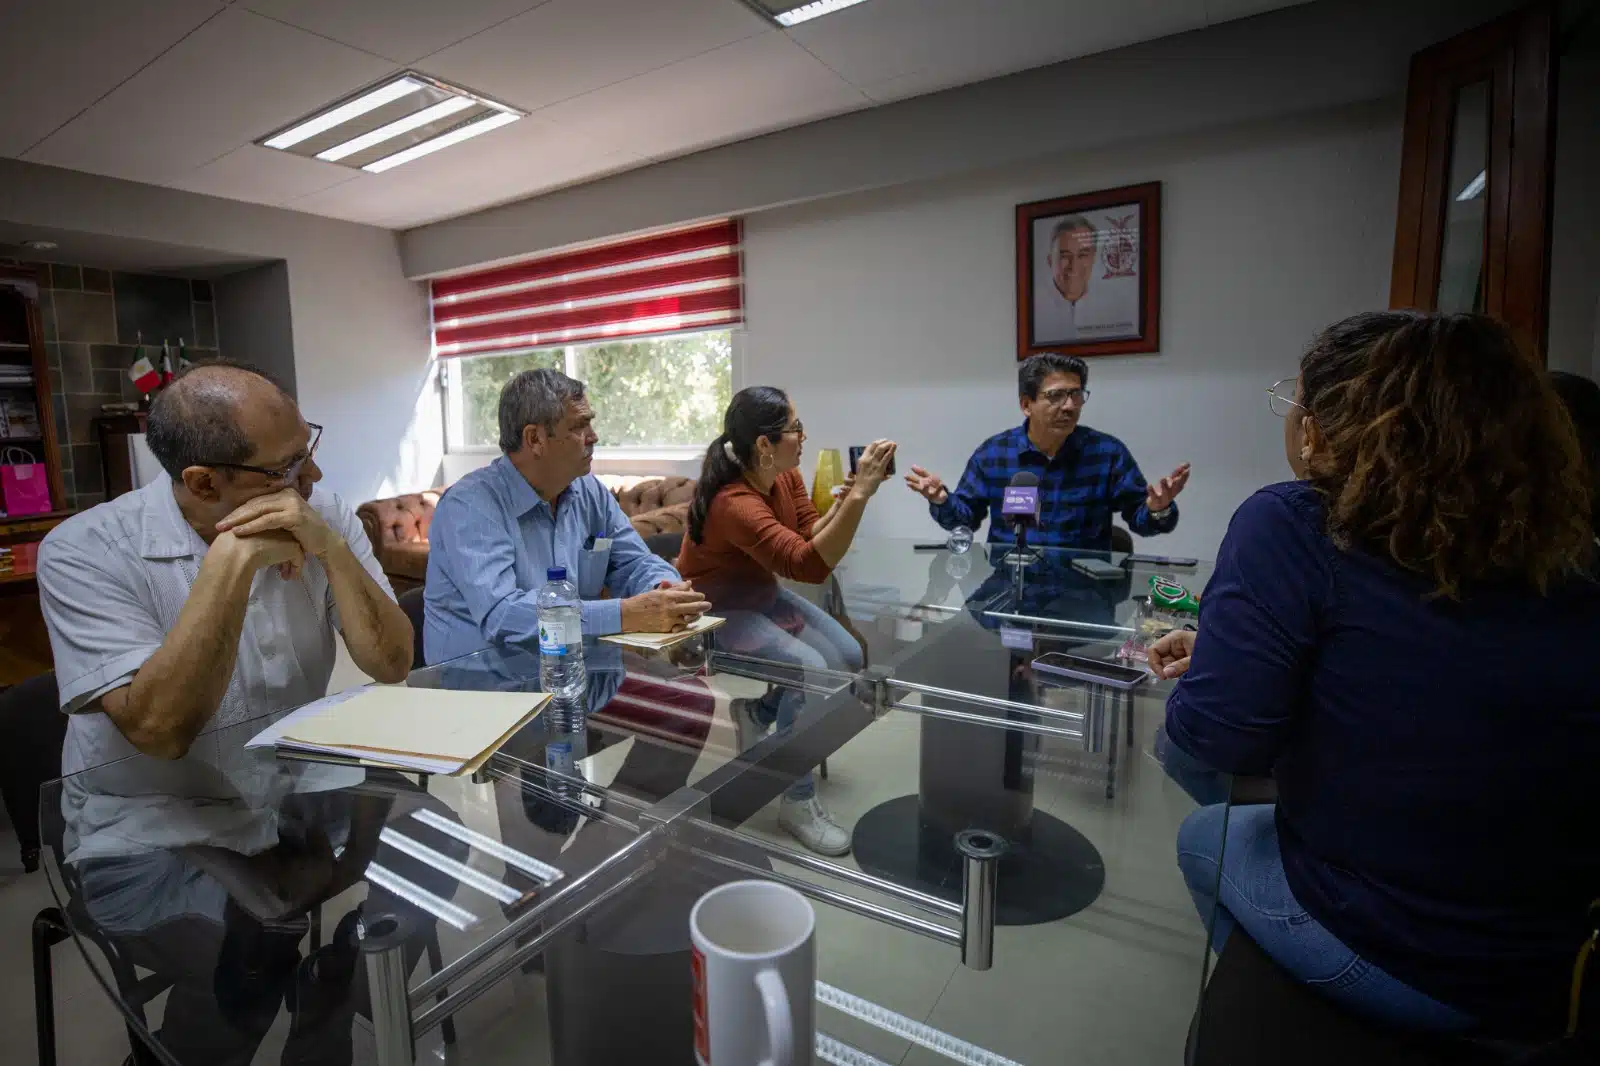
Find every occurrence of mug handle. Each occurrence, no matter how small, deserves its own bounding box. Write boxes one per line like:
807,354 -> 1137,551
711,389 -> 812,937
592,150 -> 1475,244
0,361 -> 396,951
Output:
754,967 -> 793,1066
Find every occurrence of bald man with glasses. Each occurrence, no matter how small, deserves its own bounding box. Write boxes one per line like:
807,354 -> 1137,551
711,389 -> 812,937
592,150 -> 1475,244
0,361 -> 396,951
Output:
37,361 -> 412,771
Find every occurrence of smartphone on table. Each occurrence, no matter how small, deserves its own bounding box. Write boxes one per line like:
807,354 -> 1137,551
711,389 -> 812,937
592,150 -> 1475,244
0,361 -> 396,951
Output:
1031,652 -> 1149,690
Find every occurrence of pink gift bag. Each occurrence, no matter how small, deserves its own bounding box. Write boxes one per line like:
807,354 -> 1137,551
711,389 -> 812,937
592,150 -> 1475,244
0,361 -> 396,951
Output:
1,447 -> 53,516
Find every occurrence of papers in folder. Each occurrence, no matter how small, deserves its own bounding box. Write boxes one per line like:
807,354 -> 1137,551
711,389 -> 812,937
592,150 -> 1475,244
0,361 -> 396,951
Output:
599,613 -> 726,650
246,686 -> 549,776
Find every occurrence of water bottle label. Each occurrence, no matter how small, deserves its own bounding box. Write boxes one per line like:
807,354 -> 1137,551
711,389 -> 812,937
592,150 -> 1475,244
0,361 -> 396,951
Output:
538,617 -> 572,653
546,739 -> 575,778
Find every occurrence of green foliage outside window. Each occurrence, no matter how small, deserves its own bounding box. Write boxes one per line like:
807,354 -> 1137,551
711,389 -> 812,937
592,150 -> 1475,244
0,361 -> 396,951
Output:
454,331 -> 732,449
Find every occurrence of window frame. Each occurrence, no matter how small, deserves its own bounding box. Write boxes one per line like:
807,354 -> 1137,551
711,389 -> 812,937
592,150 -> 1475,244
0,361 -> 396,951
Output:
440,327 -> 742,459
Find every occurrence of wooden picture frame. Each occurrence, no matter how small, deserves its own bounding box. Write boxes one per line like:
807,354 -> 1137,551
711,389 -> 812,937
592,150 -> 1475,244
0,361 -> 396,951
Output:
1016,181 -> 1161,360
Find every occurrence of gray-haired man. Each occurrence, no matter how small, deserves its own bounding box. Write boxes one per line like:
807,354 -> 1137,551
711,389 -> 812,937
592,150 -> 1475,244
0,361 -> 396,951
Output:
424,368 -> 708,664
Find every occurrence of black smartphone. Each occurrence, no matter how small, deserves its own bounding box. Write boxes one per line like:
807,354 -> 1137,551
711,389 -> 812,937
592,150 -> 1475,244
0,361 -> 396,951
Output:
1124,552 -> 1200,568
848,445 -> 896,477
1031,652 -> 1148,690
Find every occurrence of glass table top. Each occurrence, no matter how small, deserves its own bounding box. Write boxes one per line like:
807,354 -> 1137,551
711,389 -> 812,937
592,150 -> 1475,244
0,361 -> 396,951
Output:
40,537 -> 1227,1066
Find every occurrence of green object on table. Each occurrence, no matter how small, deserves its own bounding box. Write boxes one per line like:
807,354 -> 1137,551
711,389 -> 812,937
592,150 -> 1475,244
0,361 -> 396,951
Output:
1149,574 -> 1199,614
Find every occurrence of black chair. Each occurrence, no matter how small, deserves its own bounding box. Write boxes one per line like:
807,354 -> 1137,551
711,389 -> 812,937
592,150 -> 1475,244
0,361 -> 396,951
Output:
398,585 -> 427,670
1190,929 -> 1594,1066
1110,524 -> 1134,554
644,530 -> 684,562
0,672 -> 68,872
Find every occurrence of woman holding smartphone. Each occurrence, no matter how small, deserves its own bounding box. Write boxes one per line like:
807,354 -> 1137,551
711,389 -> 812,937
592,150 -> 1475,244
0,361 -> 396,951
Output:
1147,311 -> 1598,1040
677,386 -> 895,855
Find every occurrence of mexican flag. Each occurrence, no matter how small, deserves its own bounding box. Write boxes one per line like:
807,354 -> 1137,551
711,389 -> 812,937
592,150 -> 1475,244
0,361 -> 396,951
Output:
128,350 -> 161,393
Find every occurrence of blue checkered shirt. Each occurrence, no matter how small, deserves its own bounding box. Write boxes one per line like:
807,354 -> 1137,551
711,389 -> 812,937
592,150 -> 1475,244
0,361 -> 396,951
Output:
930,422 -> 1177,549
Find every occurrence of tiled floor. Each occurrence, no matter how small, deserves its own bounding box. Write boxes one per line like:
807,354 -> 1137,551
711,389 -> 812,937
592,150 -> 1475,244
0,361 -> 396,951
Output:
0,650 -> 1208,1065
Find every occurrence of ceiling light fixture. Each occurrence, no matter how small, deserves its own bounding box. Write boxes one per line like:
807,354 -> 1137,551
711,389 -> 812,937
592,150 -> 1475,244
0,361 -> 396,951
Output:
264,76 -> 425,150
258,71 -> 524,172
749,0 -> 873,27
361,109 -> 520,173
20,240 -> 58,251
1455,169 -> 1487,202
317,96 -> 475,162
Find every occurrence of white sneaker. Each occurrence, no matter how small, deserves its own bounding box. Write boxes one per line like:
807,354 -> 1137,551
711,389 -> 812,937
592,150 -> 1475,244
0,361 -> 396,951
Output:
778,796 -> 852,857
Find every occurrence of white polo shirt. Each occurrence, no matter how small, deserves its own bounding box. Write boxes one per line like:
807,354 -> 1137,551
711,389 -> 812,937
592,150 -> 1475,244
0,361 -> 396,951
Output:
37,478 -> 393,780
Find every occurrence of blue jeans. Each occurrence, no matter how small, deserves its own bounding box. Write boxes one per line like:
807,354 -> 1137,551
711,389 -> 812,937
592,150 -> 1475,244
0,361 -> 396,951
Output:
1177,803 -> 1474,1033
722,587 -> 864,801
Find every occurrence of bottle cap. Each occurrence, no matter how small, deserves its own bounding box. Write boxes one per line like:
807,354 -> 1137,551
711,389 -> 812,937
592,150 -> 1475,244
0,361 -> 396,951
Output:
547,567 -> 567,582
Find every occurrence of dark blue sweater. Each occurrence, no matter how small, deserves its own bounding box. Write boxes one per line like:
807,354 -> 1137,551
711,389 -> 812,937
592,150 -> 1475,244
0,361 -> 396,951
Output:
1166,481 -> 1600,1034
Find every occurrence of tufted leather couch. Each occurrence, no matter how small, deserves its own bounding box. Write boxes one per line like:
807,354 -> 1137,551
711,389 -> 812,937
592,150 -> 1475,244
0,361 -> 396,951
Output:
357,474 -> 697,590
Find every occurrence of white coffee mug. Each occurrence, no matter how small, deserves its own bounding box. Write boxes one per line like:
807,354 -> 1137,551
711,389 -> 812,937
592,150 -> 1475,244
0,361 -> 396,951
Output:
690,879 -> 816,1066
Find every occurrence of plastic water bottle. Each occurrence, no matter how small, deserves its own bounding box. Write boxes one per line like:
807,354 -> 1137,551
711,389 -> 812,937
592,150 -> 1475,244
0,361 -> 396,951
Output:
537,567 -> 586,733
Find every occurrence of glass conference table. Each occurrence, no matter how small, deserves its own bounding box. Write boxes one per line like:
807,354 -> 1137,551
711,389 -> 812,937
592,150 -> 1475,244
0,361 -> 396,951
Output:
40,538 -> 1230,1066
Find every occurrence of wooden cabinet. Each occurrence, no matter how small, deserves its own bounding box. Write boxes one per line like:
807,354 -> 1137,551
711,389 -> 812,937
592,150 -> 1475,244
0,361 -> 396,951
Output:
0,265 -> 70,683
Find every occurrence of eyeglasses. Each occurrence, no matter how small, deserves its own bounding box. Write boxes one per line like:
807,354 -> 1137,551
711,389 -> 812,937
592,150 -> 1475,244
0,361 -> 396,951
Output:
1268,379 -> 1306,417
1038,387 -> 1089,408
208,423 -> 323,483
781,421 -> 805,437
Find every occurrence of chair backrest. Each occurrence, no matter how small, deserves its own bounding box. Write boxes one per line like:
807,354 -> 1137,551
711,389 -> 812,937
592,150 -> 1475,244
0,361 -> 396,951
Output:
1111,524 -> 1134,554
644,530 -> 684,562
0,672 -> 64,860
397,586 -> 427,670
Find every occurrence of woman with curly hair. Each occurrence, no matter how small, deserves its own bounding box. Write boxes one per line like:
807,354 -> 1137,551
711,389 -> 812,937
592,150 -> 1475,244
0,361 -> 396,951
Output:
1148,311 -> 1597,1037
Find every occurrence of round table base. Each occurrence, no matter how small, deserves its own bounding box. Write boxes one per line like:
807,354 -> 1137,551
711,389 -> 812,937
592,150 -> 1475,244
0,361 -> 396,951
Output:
850,794 -> 1105,927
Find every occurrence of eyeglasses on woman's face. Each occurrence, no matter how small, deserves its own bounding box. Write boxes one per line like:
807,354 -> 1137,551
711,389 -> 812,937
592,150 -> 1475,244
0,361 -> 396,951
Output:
780,420 -> 804,437
1268,379 -> 1307,418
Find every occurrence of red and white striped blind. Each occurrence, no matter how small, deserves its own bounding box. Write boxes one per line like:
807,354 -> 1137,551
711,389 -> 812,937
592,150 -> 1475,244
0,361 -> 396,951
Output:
430,220 -> 743,358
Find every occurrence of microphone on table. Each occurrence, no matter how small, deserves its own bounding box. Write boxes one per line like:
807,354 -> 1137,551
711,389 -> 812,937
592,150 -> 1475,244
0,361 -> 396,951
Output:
1000,471 -> 1042,567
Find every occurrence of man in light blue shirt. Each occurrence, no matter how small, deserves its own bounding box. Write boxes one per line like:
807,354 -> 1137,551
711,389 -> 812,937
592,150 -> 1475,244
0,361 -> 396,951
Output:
424,369 -> 709,664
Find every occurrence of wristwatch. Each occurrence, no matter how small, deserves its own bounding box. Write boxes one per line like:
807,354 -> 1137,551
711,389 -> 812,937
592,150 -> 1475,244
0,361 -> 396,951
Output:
1150,505 -> 1174,520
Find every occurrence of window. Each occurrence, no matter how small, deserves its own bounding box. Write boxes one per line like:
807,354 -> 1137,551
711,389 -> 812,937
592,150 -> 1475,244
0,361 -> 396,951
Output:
445,329 -> 733,451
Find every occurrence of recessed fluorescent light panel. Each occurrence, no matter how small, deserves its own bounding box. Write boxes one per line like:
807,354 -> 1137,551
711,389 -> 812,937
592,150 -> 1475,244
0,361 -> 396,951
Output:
1455,169 -> 1487,202
257,71 -> 523,173
750,0 -> 873,26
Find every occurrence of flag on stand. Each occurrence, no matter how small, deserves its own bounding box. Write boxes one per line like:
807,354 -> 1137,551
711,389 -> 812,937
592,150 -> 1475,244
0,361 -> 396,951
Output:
159,342 -> 175,386
128,348 -> 161,394
177,339 -> 194,373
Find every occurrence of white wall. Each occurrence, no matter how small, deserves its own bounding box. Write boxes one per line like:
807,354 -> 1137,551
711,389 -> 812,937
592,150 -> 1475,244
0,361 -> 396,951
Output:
0,157 -> 435,504
742,100 -> 1403,560
213,260 -> 297,395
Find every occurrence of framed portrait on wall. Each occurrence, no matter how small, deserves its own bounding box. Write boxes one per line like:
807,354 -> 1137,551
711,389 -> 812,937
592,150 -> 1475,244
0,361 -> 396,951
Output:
1016,181 -> 1161,359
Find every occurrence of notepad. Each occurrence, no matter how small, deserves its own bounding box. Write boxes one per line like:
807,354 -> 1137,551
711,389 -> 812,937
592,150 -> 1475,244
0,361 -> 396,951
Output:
599,613 -> 726,651
247,686 -> 549,775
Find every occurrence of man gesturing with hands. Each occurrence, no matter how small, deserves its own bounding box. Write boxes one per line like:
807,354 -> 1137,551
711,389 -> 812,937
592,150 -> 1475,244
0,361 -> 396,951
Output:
907,352 -> 1189,551
38,363 -> 411,769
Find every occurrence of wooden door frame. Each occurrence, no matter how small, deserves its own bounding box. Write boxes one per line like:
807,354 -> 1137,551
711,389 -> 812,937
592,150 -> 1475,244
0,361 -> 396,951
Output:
1389,1 -> 1557,361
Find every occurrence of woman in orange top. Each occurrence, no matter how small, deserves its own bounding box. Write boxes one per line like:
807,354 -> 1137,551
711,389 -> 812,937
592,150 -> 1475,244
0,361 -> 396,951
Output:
678,386 -> 896,855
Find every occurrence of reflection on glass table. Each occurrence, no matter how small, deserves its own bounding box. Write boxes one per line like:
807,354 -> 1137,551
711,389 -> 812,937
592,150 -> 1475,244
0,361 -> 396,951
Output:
38,537 -> 1230,1065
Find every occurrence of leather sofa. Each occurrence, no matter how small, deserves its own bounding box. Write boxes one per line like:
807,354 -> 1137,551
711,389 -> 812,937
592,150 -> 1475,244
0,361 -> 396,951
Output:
357,473 -> 696,590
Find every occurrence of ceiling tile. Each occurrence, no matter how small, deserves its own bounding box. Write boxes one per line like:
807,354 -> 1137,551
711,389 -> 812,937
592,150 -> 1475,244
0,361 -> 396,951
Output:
241,0 -> 548,64
285,116 -> 640,227
0,0 -> 223,157
422,0 -> 770,112
168,143 -> 357,204
791,0 -> 1206,92
537,31 -> 867,162
1205,0 -> 1313,25
24,7 -> 398,185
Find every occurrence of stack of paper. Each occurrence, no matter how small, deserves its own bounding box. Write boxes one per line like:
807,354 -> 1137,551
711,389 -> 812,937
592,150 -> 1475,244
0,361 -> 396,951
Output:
246,686 -> 549,775
600,613 -> 726,651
